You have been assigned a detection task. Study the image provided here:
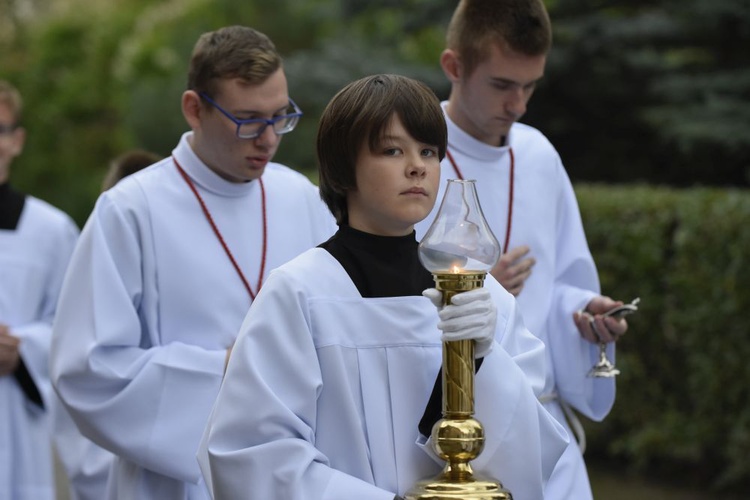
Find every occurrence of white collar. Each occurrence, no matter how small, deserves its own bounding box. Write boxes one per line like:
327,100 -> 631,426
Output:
442,101 -> 513,162
171,131 -> 258,198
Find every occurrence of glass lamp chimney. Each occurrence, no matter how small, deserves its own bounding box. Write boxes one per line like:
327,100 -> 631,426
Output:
419,179 -> 501,274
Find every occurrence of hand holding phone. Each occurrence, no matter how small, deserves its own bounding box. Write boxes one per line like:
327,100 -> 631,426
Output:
587,297 -> 639,378
601,297 -> 640,320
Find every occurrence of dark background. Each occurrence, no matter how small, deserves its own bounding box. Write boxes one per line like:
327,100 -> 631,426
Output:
2,0 -> 748,225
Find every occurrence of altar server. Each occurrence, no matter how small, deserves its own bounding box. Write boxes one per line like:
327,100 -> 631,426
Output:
0,79 -> 79,500
50,26 -> 336,500
415,2 -> 631,498
199,74 -> 567,500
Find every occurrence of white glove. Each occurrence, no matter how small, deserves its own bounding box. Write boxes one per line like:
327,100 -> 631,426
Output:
422,288 -> 497,358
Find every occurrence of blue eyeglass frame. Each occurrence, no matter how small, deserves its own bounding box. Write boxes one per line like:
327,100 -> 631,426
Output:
198,92 -> 303,139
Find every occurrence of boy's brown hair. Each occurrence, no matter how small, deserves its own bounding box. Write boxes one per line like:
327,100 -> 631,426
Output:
317,74 -> 446,225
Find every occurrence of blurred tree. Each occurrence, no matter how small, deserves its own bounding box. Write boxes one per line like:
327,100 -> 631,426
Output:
4,5 -> 134,224
524,0 -> 750,187
2,0 -> 749,226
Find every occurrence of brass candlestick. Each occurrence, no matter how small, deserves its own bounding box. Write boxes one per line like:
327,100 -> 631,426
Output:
404,271 -> 511,500
409,179 -> 510,499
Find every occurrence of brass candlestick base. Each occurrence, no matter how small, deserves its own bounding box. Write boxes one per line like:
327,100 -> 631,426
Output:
404,272 -> 511,500
403,416 -> 511,499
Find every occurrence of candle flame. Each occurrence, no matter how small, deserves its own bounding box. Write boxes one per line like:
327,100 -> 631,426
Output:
451,265 -> 461,274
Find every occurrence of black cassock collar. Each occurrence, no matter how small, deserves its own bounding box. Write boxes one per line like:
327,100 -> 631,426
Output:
319,224 -> 434,299
0,182 -> 25,230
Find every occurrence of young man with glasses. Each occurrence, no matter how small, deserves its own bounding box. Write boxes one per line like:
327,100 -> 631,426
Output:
50,26 -> 336,500
0,79 -> 79,500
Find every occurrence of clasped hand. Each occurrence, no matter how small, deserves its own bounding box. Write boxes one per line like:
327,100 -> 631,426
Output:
0,324 -> 21,376
422,288 -> 497,358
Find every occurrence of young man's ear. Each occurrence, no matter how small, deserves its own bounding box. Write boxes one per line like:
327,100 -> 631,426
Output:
9,127 -> 25,157
182,90 -> 203,131
440,49 -> 462,83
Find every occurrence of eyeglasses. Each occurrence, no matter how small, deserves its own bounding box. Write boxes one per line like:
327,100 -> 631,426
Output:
199,92 -> 302,139
0,123 -> 18,136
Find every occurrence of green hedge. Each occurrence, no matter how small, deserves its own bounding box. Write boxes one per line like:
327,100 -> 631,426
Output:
576,184 -> 750,495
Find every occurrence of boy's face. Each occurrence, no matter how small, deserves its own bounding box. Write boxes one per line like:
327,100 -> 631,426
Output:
347,115 -> 440,237
0,101 -> 25,179
446,42 -> 546,146
188,69 -> 289,183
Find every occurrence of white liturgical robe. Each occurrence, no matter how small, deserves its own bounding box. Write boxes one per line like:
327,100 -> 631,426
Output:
199,248 -> 568,500
416,104 -> 616,499
0,195 -> 78,500
51,401 -> 114,500
50,132 -> 337,500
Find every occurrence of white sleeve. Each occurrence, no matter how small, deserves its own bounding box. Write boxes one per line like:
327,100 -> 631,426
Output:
199,269 -> 395,500
51,193 -> 226,483
472,281 -> 569,498
546,166 -> 615,420
472,347 -> 569,500
486,277 -> 547,396
14,214 -> 78,409
50,398 -> 113,500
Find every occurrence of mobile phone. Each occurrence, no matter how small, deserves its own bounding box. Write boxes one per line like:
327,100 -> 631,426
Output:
602,297 -> 640,319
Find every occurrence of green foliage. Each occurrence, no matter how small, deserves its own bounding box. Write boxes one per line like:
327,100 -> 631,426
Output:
525,0 -> 750,187
2,0 -> 749,227
578,184 -> 750,494
279,38 -> 445,174
11,13 -> 132,225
